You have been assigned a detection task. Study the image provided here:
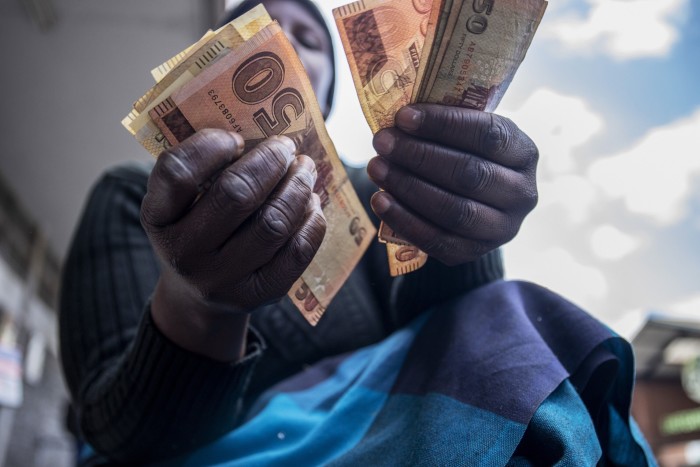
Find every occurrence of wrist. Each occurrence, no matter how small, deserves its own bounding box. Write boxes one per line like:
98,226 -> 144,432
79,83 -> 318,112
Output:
151,271 -> 250,363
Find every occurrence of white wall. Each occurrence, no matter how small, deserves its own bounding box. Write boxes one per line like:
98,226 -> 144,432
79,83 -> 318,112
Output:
0,0 -> 207,259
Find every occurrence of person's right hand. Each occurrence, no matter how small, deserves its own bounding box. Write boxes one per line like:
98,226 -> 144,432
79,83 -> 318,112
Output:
141,129 -> 326,361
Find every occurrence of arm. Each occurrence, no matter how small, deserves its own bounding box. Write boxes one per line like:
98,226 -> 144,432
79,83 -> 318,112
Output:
59,163 -> 264,463
60,130 -> 326,463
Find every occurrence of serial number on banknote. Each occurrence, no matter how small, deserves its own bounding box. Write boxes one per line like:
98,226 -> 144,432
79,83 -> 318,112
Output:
208,89 -> 243,132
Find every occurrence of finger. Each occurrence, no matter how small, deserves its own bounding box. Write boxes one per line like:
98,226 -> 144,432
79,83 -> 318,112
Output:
370,192 -> 496,266
371,131 -> 538,211
368,162 -> 519,241
175,136 -> 298,251
142,129 -> 244,228
213,154 -> 317,276
394,104 -> 538,170
234,194 -> 327,308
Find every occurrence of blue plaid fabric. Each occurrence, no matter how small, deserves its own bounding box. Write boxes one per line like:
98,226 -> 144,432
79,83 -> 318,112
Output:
161,281 -> 656,466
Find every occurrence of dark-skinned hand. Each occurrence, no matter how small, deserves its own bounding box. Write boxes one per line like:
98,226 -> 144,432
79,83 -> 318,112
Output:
368,104 -> 538,267
141,129 -> 326,361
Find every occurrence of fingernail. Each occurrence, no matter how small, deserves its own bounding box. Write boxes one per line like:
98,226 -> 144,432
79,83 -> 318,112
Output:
311,192 -> 321,208
227,131 -> 244,144
373,131 -> 395,155
367,157 -> 389,182
371,192 -> 391,215
396,106 -> 423,131
227,132 -> 245,153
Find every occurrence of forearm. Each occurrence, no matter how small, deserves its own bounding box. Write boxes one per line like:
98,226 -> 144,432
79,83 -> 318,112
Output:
78,307 -> 262,463
59,165 -> 263,462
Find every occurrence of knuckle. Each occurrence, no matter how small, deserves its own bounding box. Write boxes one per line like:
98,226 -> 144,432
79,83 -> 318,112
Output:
524,136 -> 540,167
506,221 -> 521,242
497,217 -> 520,244
287,211 -> 326,266
511,181 -> 538,213
452,153 -> 475,187
441,107 -> 470,139
401,139 -> 434,172
289,228 -> 321,267
257,139 -> 294,171
217,169 -> 260,212
256,204 -> 297,244
472,161 -> 497,194
456,156 -> 495,194
442,197 -> 478,232
290,170 -> 315,196
484,114 -> 514,157
457,201 -> 479,230
307,211 -> 328,243
522,186 -> 539,211
139,198 -> 160,230
155,148 -> 196,189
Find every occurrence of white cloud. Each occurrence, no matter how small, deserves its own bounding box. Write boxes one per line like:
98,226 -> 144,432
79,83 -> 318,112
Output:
324,1 -> 377,167
505,246 -> 609,306
667,294 -> 700,317
503,88 -> 603,176
502,88 -> 603,225
542,0 -> 688,60
537,174 -> 599,224
590,224 -> 643,261
588,108 -> 700,226
609,308 -> 648,340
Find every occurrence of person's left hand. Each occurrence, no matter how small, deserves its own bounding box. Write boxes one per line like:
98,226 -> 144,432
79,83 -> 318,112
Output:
367,104 -> 538,267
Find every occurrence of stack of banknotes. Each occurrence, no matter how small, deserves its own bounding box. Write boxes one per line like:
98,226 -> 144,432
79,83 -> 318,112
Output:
122,5 -> 376,326
335,0 -> 548,276
122,1 -> 547,323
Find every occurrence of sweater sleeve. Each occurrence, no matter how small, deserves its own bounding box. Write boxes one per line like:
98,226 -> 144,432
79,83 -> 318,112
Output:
59,163 -> 264,463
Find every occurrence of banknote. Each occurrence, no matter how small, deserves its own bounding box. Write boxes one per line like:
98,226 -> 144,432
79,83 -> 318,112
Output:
150,30 -> 217,83
335,0 -> 430,276
135,6 -> 272,114
413,0 -> 457,99
334,0 -> 431,133
121,5 -> 273,157
415,0 -> 548,108
337,0 -> 546,276
144,22 -> 376,324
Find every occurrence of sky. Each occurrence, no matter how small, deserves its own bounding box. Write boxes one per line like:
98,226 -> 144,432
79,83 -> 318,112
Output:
320,0 -> 700,336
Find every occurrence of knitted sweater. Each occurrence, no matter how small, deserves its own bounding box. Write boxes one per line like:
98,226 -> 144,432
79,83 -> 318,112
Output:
59,162 -> 503,464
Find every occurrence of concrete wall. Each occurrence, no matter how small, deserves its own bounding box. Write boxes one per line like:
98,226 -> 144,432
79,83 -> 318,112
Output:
0,0 -> 210,259
0,2 -> 216,465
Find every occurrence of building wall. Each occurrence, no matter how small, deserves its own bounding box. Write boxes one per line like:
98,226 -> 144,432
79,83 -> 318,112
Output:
0,0 -> 214,259
0,2 -> 223,465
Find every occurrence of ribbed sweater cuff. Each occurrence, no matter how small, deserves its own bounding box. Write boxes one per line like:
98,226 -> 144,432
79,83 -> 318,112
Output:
389,248 -> 504,328
80,306 -> 265,463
